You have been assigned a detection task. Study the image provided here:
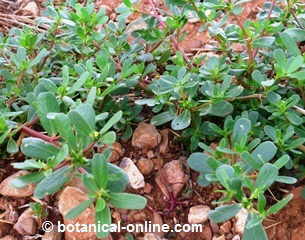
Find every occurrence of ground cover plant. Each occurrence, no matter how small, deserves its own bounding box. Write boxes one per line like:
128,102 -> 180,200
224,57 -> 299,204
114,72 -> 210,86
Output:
1,0 -> 305,239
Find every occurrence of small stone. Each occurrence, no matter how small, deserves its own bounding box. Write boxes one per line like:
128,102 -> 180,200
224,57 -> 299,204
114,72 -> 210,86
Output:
156,160 -> 188,198
210,222 -> 220,234
152,158 -> 164,170
0,171 -> 35,197
22,1 -> 40,16
200,226 -> 212,240
13,208 -> 37,235
0,223 -> 10,238
58,186 -> 97,240
144,233 -> 161,240
120,158 -> 145,189
235,209 -> 248,234
232,235 -> 241,240
212,236 -> 225,240
108,142 -> 124,162
188,205 -> 210,224
152,212 -> 163,237
128,211 -> 147,222
158,129 -> 169,154
0,236 -> 17,240
144,183 -> 153,194
147,150 -> 155,159
220,221 -> 232,234
137,158 -> 154,175
132,122 -> 161,150
42,226 -> 62,240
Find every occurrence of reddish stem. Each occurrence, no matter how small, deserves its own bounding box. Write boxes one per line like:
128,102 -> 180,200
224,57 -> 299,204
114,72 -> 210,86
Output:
21,126 -> 60,146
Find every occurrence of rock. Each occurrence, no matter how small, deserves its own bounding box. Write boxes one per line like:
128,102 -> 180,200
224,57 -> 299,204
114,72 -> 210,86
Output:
58,186 -> 97,240
232,235 -> 241,240
144,233 -> 161,240
143,183 -> 153,194
98,142 -> 124,163
0,223 -> 10,238
152,158 -> 164,170
137,158 -> 154,175
120,158 -> 145,189
291,225 -> 305,240
0,236 -> 17,240
212,236 -> 225,240
22,1 -> 40,17
188,205 -> 210,224
13,208 -> 37,235
210,222 -> 220,234
220,221 -> 231,234
0,171 -> 35,197
42,226 -> 62,240
152,212 -> 163,237
235,209 -> 248,234
158,129 -> 169,154
132,122 -> 161,150
156,160 -> 188,198
200,226 -> 212,240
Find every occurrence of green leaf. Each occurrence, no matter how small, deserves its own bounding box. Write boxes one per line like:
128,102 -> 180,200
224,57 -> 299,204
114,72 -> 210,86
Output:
86,87 -> 97,106
243,221 -> 267,240
96,198 -> 106,212
30,49 -> 49,67
107,163 -> 129,192
171,110 -> 191,130
251,141 -> 277,163
96,205 -> 111,238
232,118 -> 251,144
208,204 -> 242,223
209,101 -> 233,117
100,111 -> 122,135
47,113 -> 77,150
267,194 -> 293,215
36,92 -> 60,135
68,71 -> 90,94
280,32 -> 301,56
274,155 -> 290,169
123,0 -> 132,8
82,174 -> 99,194
11,172 -> 44,188
287,55 -> 304,73
275,176 -> 297,184
253,36 -> 275,48
7,138 -> 18,154
187,152 -> 212,173
109,193 -> 147,209
100,131 -> 116,144
12,160 -> 44,170
92,151 -> 111,189
255,163 -> 278,190
21,138 -> 59,160
151,111 -> 176,126
34,166 -> 72,199
66,199 -> 93,219
241,152 -> 262,169
216,165 -> 235,189
68,103 -> 95,136
286,111 -> 303,125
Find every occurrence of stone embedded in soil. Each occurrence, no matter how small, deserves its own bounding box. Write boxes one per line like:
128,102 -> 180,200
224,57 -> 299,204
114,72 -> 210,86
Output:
0,236 -> 17,240
13,208 -> 37,235
158,129 -> 169,154
156,160 -> 188,198
132,122 -> 161,150
0,171 -> 35,198
120,157 -> 145,189
144,233 -> 162,240
212,235 -> 225,240
200,226 -> 213,240
42,226 -> 62,240
143,183 -> 153,194
137,158 -> 154,175
22,1 -> 40,17
0,222 -> 10,238
58,186 -> 97,240
232,235 -> 240,240
235,209 -> 248,234
220,221 -> 231,234
188,205 -> 211,224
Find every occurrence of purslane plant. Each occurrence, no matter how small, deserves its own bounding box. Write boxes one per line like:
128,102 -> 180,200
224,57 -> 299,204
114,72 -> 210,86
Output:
188,117 -> 296,239
11,102 -> 147,238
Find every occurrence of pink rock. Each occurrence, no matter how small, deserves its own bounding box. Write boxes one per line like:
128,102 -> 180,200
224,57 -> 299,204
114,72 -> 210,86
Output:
132,123 -> 161,150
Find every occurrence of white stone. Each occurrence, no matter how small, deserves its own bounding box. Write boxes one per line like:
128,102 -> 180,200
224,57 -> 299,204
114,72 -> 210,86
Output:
120,158 -> 145,189
188,205 -> 211,224
235,208 -> 248,234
